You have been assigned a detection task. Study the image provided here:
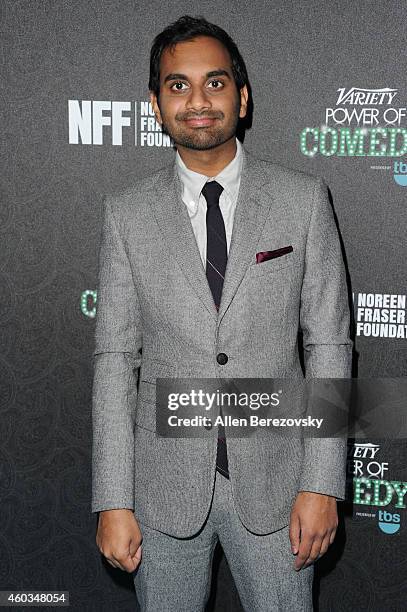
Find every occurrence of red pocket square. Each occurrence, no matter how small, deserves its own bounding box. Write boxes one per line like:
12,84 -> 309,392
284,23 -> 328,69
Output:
256,245 -> 293,264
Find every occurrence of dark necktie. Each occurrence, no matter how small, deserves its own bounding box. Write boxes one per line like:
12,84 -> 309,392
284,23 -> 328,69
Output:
201,180 -> 229,479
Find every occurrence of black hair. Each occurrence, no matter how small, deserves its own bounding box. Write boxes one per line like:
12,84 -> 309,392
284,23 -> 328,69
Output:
149,15 -> 249,98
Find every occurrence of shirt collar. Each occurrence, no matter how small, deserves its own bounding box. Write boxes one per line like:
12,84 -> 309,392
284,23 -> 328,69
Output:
175,137 -> 244,214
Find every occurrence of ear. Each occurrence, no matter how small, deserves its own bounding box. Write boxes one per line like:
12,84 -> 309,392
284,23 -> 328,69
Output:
239,85 -> 248,119
149,91 -> 163,124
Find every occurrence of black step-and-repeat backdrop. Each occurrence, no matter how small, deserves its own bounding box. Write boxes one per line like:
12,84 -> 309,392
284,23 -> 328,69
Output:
2,1 -> 406,610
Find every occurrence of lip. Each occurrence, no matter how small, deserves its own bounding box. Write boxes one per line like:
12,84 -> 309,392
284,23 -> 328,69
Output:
183,117 -> 217,127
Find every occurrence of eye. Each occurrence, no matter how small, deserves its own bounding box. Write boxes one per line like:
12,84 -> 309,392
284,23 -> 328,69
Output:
170,81 -> 188,91
207,79 -> 224,89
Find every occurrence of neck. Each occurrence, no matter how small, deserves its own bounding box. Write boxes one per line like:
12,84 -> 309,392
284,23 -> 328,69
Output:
177,136 -> 237,176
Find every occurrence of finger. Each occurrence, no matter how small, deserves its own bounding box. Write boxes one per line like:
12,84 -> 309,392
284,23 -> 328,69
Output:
289,514 -> 300,555
128,533 -> 142,568
129,547 -> 142,571
329,526 -> 337,545
129,534 -> 142,557
315,533 -> 331,561
106,557 -> 123,570
303,536 -> 324,567
121,554 -> 141,573
99,549 -> 123,570
121,544 -> 143,573
294,532 -> 313,571
111,553 -> 129,572
132,545 -> 142,564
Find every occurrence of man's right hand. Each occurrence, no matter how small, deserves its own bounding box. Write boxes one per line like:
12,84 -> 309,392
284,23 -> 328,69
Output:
96,509 -> 143,572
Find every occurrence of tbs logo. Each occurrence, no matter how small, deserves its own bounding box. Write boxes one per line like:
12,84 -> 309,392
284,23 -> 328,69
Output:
377,510 -> 400,534
393,161 -> 407,186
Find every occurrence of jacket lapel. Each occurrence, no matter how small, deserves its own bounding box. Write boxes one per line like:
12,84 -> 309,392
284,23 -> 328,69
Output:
149,162 -> 218,319
217,149 -> 273,322
148,147 -> 275,321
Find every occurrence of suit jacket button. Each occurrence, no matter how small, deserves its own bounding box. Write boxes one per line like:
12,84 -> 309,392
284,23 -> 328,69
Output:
216,353 -> 228,365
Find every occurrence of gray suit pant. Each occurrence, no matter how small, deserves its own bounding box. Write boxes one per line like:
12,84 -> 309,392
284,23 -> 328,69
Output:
133,471 -> 313,611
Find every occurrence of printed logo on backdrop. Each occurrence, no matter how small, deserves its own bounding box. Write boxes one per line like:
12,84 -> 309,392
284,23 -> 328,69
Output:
348,442 -> 406,534
300,87 -> 407,184
68,100 -> 173,147
352,292 -> 407,339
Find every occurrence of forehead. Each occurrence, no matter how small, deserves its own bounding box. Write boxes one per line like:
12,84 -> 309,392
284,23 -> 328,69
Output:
160,36 -> 232,79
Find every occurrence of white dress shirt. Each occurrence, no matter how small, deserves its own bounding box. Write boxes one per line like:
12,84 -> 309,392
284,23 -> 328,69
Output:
175,137 -> 244,267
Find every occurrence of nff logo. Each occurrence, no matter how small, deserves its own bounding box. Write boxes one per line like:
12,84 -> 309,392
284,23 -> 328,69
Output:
394,160 -> 407,186
377,510 -> 401,534
68,100 -> 173,147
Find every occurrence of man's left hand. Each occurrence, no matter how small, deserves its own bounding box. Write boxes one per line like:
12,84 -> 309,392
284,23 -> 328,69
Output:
289,491 -> 338,571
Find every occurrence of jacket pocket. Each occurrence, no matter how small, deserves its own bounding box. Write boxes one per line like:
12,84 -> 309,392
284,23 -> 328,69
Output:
248,251 -> 299,278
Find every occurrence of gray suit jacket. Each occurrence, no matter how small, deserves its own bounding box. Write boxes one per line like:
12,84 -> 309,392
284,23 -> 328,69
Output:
91,145 -> 353,537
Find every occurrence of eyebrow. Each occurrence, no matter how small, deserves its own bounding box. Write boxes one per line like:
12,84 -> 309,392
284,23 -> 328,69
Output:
163,69 -> 232,84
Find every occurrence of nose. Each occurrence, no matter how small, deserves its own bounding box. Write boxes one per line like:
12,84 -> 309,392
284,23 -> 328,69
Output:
185,86 -> 211,113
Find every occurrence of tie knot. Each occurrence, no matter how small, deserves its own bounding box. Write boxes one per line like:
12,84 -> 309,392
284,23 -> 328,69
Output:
201,180 -> 224,207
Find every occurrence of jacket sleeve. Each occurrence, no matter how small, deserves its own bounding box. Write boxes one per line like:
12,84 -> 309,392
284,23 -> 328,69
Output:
298,178 -> 353,500
91,195 -> 142,513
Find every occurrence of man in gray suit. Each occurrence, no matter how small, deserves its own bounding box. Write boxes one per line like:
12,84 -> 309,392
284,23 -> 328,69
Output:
92,15 -> 352,611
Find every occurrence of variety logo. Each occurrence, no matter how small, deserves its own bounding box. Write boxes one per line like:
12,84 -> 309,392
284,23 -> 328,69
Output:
300,87 -> 407,171
335,87 -> 398,107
